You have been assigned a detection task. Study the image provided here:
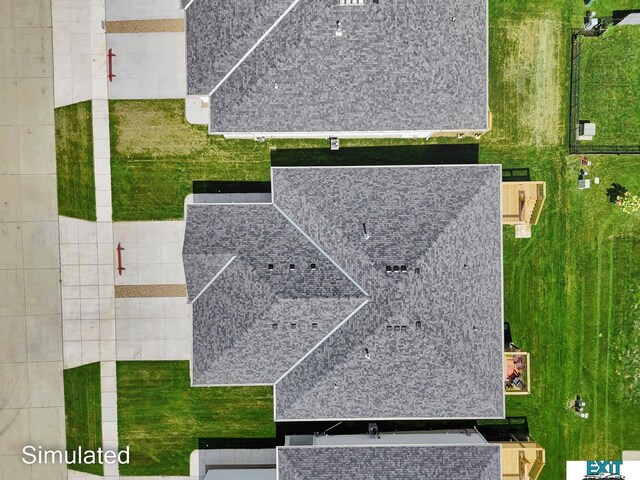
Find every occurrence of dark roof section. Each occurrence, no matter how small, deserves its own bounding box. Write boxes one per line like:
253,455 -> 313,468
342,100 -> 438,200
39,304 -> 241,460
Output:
278,445 -> 502,480
209,0 -> 488,132
184,165 -> 504,419
185,0 -> 293,94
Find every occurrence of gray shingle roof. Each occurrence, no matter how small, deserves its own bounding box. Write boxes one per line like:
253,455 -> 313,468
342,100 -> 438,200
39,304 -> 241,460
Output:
183,165 -> 504,419
184,203 -> 365,384
186,0 -> 488,132
185,0 -> 293,95
277,445 -> 502,480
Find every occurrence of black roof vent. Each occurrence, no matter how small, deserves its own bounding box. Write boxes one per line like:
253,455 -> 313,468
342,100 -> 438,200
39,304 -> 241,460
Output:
386,325 -> 393,331
401,325 -> 408,332
291,323 -> 297,329
310,263 -> 317,271
385,266 -> 392,274
267,263 -> 274,270
414,267 -> 420,274
312,322 -> 318,329
272,323 -> 278,329
416,320 -> 422,329
289,263 -> 295,270
393,266 -> 400,273
400,265 -> 407,273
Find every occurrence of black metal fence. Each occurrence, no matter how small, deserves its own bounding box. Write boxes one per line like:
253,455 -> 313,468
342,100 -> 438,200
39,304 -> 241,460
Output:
568,24 -> 640,155
568,30 -> 582,154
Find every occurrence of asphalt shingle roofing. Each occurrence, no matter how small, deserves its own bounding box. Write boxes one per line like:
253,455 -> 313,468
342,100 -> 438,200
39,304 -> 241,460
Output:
277,445 -> 502,479
183,165 -> 504,420
185,0 -> 489,133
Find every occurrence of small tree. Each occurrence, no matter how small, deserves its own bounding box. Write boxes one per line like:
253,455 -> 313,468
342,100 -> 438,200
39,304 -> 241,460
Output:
606,183 -> 627,203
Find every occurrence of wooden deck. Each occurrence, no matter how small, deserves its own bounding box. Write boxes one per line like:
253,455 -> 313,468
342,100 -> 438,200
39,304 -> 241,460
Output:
502,181 -> 546,226
505,351 -> 531,395
499,441 -> 546,480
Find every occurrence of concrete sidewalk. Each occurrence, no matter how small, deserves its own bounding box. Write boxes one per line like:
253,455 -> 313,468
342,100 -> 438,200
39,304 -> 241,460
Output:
52,0 -> 108,107
0,0 -> 67,478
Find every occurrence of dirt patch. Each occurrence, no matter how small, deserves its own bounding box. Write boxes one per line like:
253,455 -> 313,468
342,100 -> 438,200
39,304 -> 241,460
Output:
496,17 -> 564,146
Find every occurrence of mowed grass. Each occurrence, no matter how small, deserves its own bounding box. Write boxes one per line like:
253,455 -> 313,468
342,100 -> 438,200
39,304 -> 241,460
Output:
109,100 -> 271,221
55,101 -> 96,220
109,99 -> 438,221
63,363 -> 103,476
486,14 -> 565,147
579,26 -> 640,146
116,361 -> 275,476
107,2 -> 640,479
491,148 -> 640,480
484,2 -> 640,478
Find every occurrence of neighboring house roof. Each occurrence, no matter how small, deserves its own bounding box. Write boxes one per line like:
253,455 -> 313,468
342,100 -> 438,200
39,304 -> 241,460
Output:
183,165 -> 504,420
277,444 -> 502,479
185,0 -> 488,133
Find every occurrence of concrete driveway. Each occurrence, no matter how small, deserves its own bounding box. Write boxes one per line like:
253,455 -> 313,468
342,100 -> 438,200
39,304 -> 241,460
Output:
105,0 -> 186,99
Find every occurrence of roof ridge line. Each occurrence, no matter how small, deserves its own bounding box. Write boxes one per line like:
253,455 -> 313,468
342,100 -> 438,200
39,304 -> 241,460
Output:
208,0 -> 303,97
272,203 -> 369,297
273,299 -> 370,386
189,255 -> 237,304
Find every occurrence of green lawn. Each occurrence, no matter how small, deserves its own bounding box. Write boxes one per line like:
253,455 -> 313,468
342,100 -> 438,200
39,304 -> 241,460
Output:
63,363 -> 103,476
109,99 -> 444,221
492,148 -> 640,479
116,361 -> 275,476
55,101 -> 96,220
579,25 -> 640,146
481,1 -> 640,478
105,2 -> 640,479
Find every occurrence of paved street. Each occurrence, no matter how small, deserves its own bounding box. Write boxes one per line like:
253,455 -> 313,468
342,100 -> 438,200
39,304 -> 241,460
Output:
0,0 -> 67,478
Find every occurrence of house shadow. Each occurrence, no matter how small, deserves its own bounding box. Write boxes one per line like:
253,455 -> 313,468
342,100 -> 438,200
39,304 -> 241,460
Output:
197,417 -> 533,450
192,180 -> 271,194
613,9 -> 640,24
198,419 -> 483,451
270,144 -> 480,168
502,168 -> 531,182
